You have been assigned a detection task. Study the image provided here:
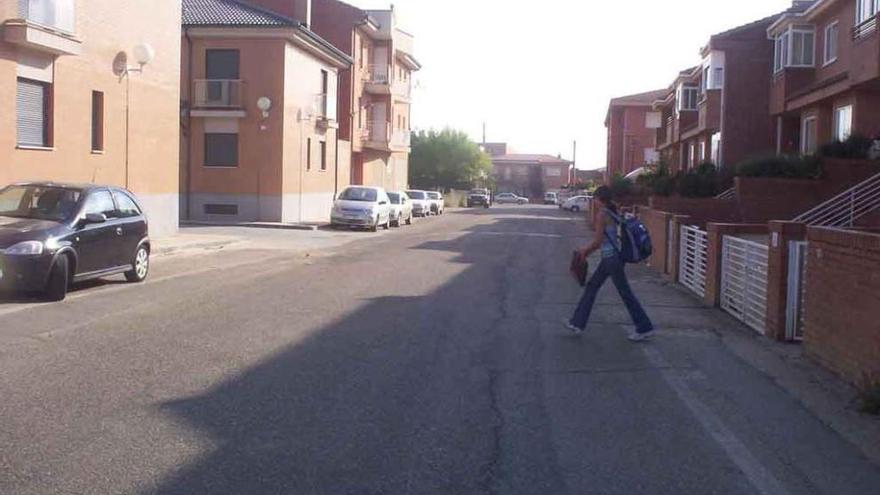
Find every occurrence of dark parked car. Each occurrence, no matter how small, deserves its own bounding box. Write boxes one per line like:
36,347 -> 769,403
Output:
0,182 -> 151,301
467,188 -> 492,208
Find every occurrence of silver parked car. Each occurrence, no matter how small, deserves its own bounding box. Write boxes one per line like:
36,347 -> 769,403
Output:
495,193 -> 529,205
426,191 -> 444,215
388,191 -> 414,227
331,186 -> 392,231
405,190 -> 431,217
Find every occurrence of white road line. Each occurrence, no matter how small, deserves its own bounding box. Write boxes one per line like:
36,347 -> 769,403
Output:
641,346 -> 791,495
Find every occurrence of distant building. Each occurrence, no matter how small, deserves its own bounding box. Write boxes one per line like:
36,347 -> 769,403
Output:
491,154 -> 573,199
480,142 -> 508,157
574,169 -> 605,184
605,89 -> 667,181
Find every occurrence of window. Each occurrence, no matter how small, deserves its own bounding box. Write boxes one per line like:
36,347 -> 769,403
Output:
205,50 -> 239,105
320,141 -> 327,171
688,143 -> 696,168
204,204 -> 238,215
306,138 -> 312,170
645,111 -> 662,129
91,91 -> 104,152
711,133 -> 722,165
678,85 -> 699,111
801,116 -> 818,154
545,167 -> 562,177
824,22 -> 839,65
320,69 -> 329,117
20,0 -> 76,33
857,0 -> 879,25
774,26 -> 815,72
712,68 -> 724,89
834,105 -> 853,141
82,190 -> 118,219
699,141 -> 706,163
112,191 -> 142,218
17,78 -> 51,147
204,133 -> 238,167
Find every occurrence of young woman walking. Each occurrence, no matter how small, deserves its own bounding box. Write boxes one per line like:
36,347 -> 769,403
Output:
565,186 -> 655,341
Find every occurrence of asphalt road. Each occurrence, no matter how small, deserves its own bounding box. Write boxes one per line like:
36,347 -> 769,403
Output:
1,206 -> 878,494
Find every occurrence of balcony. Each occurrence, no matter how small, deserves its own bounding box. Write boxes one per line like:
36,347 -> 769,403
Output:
190,79 -> 246,118
697,90 -> 721,133
3,0 -> 81,55
312,93 -> 338,129
364,122 -> 411,151
364,64 -> 391,94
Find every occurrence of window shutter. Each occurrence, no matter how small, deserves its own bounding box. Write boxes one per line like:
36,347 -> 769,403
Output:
17,79 -> 47,147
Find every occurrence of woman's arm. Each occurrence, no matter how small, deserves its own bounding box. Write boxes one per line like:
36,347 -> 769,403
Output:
581,212 -> 606,256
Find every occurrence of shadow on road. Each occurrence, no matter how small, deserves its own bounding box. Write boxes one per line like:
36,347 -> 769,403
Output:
142,213 -> 574,494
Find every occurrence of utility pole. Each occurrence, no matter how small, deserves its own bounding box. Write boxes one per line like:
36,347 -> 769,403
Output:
571,140 -> 577,184
482,122 -> 486,144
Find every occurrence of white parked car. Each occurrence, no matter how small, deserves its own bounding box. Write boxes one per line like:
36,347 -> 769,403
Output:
426,191 -> 444,215
387,191 -> 414,227
544,192 -> 559,205
495,193 -> 529,205
561,195 -> 591,212
331,186 -> 392,231
405,190 -> 431,217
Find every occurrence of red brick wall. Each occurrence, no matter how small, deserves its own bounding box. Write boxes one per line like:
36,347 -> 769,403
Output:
803,227 -> 880,384
640,208 -> 672,275
606,105 -> 657,179
649,197 -> 740,226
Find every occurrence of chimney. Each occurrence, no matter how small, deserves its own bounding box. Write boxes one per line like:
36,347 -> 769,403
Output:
250,0 -> 312,26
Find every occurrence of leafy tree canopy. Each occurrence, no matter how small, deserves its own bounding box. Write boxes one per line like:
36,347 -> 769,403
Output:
409,129 -> 493,190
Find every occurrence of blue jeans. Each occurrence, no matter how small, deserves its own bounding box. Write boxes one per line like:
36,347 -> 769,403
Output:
570,256 -> 653,333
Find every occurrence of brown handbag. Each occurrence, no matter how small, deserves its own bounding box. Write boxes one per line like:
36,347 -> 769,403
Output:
570,250 -> 589,287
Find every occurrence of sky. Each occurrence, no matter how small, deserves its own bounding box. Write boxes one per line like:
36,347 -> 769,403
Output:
356,0 -> 795,170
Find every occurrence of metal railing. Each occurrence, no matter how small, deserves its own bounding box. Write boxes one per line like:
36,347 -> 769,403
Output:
679,225 -> 708,298
192,79 -> 244,108
392,80 -> 412,98
312,93 -> 328,119
792,171 -> 880,226
854,15 -> 878,40
365,64 -> 390,85
720,236 -> 769,335
715,187 -> 736,200
365,121 -> 390,143
391,130 -> 411,148
19,0 -> 75,33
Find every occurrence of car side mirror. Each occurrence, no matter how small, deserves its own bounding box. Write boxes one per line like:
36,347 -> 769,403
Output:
379,201 -> 388,205
82,213 -> 107,225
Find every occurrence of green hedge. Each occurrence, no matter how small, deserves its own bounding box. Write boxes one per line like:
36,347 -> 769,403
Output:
735,155 -> 822,179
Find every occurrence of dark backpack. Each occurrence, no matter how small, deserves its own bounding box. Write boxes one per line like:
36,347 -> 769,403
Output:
605,210 -> 653,264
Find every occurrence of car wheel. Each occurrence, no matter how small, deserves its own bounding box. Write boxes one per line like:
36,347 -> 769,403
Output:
370,219 -> 379,232
44,254 -> 70,302
383,216 -> 391,230
406,214 -> 413,225
125,245 -> 150,283
571,206 -> 580,213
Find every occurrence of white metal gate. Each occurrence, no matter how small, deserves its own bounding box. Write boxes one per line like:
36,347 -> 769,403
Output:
679,225 -> 708,298
721,236 -> 769,334
785,241 -> 808,341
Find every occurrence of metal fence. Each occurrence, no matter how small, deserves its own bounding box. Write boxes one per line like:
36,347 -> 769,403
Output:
721,236 -> 769,334
785,241 -> 808,341
679,225 -> 708,298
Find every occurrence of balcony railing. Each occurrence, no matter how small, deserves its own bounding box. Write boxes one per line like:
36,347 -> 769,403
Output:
365,121 -> 390,144
313,93 -> 328,118
392,80 -> 412,98
854,15 -> 878,41
19,0 -> 75,33
365,64 -> 390,85
192,79 -> 244,108
392,130 -> 411,148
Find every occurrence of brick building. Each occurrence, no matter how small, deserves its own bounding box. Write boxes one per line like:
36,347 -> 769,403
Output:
769,0 -> 880,155
604,89 -> 666,179
1,0 -> 182,235
310,0 -> 420,192
492,154 -> 573,199
180,0 -> 352,223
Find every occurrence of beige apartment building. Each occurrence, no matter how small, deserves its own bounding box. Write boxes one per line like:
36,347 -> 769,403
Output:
310,0 -> 420,191
180,0 -> 352,223
0,0 -> 182,235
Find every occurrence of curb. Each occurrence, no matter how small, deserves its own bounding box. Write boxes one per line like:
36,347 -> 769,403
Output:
181,221 -> 324,231
153,239 -> 239,258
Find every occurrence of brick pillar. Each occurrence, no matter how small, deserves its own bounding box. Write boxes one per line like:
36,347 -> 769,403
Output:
764,221 -> 807,341
704,223 -> 769,307
667,215 -> 692,283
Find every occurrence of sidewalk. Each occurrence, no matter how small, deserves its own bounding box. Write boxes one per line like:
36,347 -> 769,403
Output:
618,261 -> 880,467
151,230 -> 241,257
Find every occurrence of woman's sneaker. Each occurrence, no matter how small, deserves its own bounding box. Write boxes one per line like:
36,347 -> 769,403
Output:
563,320 -> 584,335
627,329 -> 656,342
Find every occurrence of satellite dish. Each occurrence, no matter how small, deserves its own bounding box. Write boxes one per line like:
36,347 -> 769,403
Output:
132,43 -> 155,66
257,97 -> 272,112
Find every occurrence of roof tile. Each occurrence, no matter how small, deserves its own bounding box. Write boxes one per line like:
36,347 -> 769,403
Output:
182,0 -> 298,27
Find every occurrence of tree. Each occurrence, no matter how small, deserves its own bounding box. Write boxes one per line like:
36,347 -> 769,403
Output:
409,129 -> 493,190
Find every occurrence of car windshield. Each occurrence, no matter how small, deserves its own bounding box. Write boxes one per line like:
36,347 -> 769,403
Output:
407,191 -> 426,199
0,185 -> 82,222
427,192 -> 440,199
338,187 -> 377,202
388,193 -> 401,204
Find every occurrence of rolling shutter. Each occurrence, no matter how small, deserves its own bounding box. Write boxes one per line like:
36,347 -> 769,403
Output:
17,78 -> 48,147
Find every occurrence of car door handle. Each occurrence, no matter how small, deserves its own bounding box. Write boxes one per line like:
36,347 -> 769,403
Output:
116,227 -> 123,236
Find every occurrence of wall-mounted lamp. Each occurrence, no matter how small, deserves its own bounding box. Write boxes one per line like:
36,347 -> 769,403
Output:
257,96 -> 273,118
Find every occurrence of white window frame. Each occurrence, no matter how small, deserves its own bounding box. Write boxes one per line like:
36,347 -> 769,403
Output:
857,0 -> 879,25
824,21 -> 839,66
711,133 -> 722,166
678,84 -> 699,112
833,105 -> 853,141
801,115 -> 818,155
774,26 -> 816,73
699,140 -> 706,164
688,142 -> 696,168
